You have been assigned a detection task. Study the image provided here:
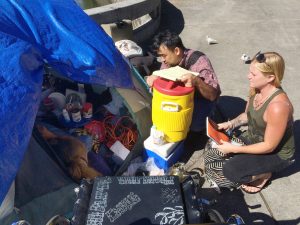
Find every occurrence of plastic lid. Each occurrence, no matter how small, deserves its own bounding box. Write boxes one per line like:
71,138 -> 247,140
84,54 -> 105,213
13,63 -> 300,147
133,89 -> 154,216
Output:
153,77 -> 194,96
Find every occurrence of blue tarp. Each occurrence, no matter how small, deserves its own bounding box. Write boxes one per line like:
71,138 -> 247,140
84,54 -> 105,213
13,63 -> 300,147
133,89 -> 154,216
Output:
0,0 -> 133,204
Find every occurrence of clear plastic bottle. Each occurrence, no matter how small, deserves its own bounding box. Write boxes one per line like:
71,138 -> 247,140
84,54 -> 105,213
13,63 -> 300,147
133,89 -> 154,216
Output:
62,108 -> 70,122
71,108 -> 82,122
77,83 -> 85,93
65,93 -> 82,122
66,93 -> 83,112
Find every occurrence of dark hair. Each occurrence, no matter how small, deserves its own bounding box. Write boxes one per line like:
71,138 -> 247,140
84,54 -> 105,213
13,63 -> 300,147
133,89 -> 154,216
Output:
151,30 -> 185,53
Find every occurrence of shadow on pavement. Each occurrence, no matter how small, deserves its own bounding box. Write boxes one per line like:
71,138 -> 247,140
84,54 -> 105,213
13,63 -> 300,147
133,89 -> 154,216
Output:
181,95 -> 247,163
274,119 -> 300,179
140,0 -> 185,52
214,95 -> 247,123
158,0 -> 185,34
198,188 -> 279,225
181,132 -> 208,163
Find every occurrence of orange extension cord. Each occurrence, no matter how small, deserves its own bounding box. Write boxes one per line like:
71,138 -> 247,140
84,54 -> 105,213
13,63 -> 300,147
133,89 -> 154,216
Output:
103,115 -> 138,150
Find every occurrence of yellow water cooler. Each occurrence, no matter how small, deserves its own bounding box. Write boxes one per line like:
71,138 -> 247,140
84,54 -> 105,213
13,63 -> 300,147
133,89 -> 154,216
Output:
152,77 -> 194,142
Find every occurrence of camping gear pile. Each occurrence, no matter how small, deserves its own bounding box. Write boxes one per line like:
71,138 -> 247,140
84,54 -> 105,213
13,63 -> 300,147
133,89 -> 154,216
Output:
0,0 -> 152,224
37,72 -> 140,176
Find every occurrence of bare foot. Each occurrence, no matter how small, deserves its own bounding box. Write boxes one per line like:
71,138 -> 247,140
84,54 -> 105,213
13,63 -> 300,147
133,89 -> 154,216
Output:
241,173 -> 272,194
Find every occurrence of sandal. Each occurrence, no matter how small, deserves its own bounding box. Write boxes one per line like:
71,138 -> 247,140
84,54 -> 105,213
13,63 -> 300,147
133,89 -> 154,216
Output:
241,179 -> 271,194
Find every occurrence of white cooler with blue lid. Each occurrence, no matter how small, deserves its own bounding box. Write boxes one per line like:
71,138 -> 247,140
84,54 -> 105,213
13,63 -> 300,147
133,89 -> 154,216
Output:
144,136 -> 177,158
143,137 -> 184,170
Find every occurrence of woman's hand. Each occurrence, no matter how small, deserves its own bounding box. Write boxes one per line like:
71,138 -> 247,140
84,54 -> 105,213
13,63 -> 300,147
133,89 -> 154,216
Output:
218,121 -> 232,131
216,140 -> 235,154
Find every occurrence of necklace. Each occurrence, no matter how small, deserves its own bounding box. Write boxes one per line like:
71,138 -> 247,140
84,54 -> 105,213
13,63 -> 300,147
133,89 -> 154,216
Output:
254,88 -> 279,109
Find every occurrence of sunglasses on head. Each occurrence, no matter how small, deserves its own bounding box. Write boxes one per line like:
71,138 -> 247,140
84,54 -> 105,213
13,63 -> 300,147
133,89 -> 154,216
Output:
255,51 -> 266,63
253,51 -> 273,70
244,51 -> 265,64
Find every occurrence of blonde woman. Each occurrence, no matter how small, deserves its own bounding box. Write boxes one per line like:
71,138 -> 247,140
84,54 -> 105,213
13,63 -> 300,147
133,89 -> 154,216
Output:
217,51 -> 295,193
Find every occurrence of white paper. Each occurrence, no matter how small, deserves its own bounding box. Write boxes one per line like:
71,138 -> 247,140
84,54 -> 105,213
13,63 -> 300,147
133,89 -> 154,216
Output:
110,140 -> 130,160
152,66 -> 198,81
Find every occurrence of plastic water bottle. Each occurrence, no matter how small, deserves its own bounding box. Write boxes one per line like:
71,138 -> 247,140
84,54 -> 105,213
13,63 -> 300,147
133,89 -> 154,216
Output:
71,108 -> 82,122
62,108 -> 70,122
78,83 -> 85,93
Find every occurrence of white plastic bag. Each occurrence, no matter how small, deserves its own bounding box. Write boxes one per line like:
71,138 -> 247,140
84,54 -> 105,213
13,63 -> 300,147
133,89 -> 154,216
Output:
145,158 -> 165,176
115,39 -> 143,58
104,89 -> 124,115
123,157 -> 164,176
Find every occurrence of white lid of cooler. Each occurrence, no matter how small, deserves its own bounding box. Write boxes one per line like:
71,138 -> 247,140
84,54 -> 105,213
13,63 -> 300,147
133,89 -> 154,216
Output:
144,136 -> 178,158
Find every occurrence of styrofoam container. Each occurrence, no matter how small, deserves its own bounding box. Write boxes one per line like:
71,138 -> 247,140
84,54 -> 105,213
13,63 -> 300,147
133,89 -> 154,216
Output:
144,136 -> 177,158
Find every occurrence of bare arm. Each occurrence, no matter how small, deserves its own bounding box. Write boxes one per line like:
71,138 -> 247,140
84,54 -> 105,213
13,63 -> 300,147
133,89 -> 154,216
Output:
260,101 -> 290,152
217,100 -> 291,154
218,101 -> 249,131
228,112 -> 248,129
193,76 -> 220,101
180,55 -> 220,101
180,73 -> 220,101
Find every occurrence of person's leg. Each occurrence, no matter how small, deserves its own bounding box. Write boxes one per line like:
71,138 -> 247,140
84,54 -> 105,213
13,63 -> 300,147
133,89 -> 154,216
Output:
223,153 -> 291,192
241,172 -> 272,193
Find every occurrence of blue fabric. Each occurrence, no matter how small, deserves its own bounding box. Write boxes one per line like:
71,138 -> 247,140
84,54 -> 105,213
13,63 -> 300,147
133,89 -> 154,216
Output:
0,0 -> 133,204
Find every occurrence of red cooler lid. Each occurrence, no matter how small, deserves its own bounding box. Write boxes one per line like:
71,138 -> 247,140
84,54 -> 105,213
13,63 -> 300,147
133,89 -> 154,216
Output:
153,77 -> 194,96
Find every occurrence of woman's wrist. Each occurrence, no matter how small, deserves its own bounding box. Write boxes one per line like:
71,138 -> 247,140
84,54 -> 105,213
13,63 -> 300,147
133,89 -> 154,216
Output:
227,120 -> 234,129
